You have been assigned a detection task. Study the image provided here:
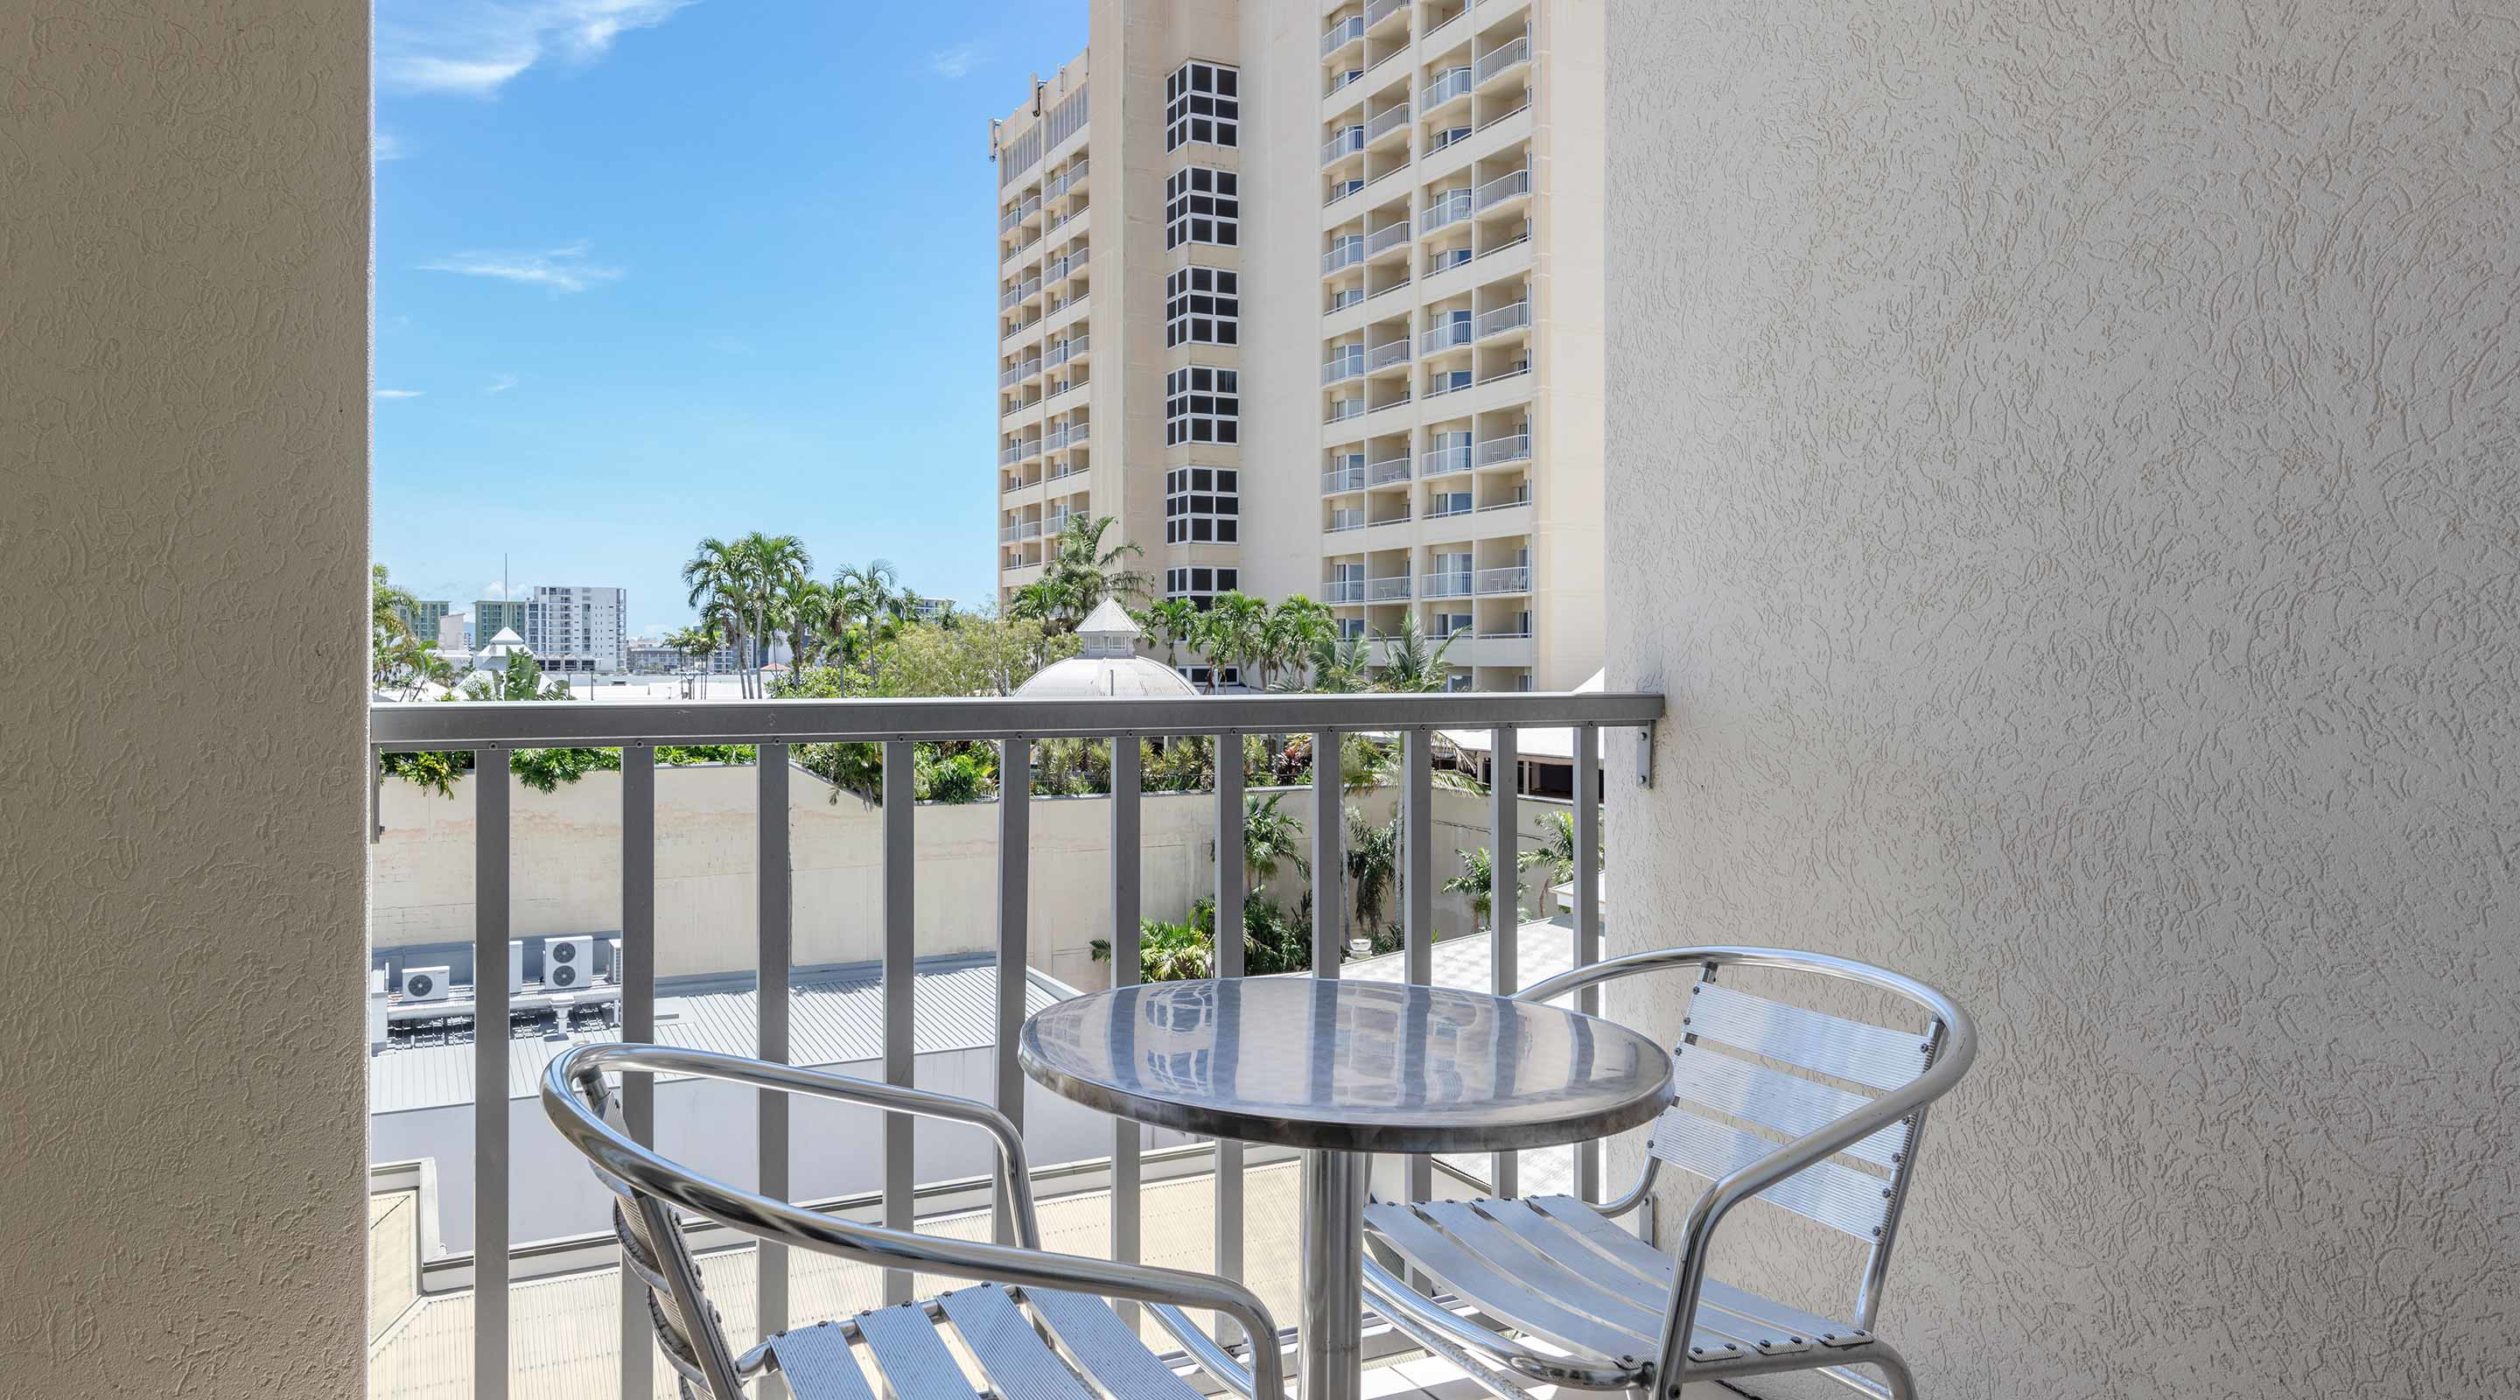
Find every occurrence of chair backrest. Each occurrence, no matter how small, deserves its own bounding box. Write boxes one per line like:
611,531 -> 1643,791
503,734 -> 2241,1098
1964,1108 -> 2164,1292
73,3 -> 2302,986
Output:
558,1068 -> 749,1399
1649,957 -> 1957,1326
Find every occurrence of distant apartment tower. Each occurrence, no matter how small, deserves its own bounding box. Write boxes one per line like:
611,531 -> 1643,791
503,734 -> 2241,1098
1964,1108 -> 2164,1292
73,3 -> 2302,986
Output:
526,586 -> 628,675
472,598 -> 531,650
397,598 -> 450,643
989,0 -> 1603,690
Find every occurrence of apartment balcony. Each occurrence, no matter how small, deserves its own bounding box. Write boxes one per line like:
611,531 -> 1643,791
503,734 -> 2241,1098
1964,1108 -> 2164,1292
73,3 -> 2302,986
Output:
1323,462 -> 1369,494
1427,495 -> 1474,521
1422,443 -> 1474,477
1421,188 -> 1475,235
1365,99 -> 1411,146
1478,486 -> 1534,514
1476,563 -> 1532,594
1321,577 -> 1368,603
1421,66 -> 1474,116
1475,33 -> 1532,89
1327,508 -> 1367,533
1364,219 -> 1412,260
997,361 -> 1024,389
1421,570 -> 1476,599
1476,431 -> 1532,467
1324,347 -> 1368,385
1321,15 -> 1365,59
1323,235 -> 1367,276
1423,317 -> 1476,355
1367,574 -> 1413,602
1322,125 -> 1367,168
1366,336 -> 1412,372
1364,0 -> 1407,35
1326,176 -> 1366,206
1327,397 -> 1368,424
1046,333 -> 1089,369
1019,436 -> 1045,461
1426,368 -> 1476,399
1368,454 -> 1414,486
1475,166 -> 1533,214
1476,300 -> 1531,339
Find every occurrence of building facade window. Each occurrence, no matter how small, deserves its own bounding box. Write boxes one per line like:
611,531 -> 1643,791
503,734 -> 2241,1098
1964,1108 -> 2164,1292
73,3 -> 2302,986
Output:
1165,566 -> 1241,607
1165,266 -> 1240,347
1164,466 -> 1240,544
1164,366 -> 1240,446
1165,62 -> 1240,151
1164,167 -> 1239,249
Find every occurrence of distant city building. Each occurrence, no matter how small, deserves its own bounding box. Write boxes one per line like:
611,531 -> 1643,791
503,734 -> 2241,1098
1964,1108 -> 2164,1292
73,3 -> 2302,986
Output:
472,598 -> 531,653
628,636 -> 739,675
913,597 -> 958,621
525,585 -> 627,675
397,599 -> 450,643
436,612 -> 468,652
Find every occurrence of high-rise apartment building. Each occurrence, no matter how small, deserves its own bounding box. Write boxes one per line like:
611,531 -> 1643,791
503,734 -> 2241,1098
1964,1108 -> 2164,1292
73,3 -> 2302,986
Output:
472,597 -> 531,649
396,598 -> 451,645
469,588 -> 628,674
990,0 -> 1603,690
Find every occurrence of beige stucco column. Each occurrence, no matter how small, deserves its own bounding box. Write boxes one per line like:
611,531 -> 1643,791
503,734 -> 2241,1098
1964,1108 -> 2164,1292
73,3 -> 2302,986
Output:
0,3 -> 371,1395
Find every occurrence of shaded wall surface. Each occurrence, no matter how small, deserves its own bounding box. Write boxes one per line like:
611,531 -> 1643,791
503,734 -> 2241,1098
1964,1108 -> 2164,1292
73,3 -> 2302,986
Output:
0,3 -> 371,1395
1602,3 -> 2519,1397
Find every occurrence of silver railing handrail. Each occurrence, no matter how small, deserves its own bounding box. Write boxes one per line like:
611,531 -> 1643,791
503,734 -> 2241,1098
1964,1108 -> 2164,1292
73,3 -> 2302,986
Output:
1476,431 -> 1531,465
1420,188 -> 1474,233
1421,67 -> 1473,108
1322,235 -> 1366,274
1476,300 -> 1530,337
1364,100 -> 1410,142
1421,316 -> 1474,354
1320,15 -> 1365,56
1473,33 -> 1530,85
1475,166 -> 1531,210
1321,125 -> 1366,166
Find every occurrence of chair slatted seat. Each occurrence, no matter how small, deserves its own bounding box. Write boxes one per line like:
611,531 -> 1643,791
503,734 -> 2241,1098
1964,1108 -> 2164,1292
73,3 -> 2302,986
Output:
1359,947 -> 1974,1400
541,1044 -> 1287,1400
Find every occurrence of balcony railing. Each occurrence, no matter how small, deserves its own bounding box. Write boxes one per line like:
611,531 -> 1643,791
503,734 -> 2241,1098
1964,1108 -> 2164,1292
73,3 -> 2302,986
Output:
1323,462 -> 1368,493
1321,578 -> 1367,603
1421,571 -> 1476,599
1365,100 -> 1411,143
1327,398 -> 1367,423
1368,455 -> 1413,486
1363,220 -> 1412,259
1478,487 -> 1533,511
1422,443 -> 1473,476
1475,167 -> 1532,211
1320,15 -> 1366,57
1420,188 -> 1474,234
1327,509 -> 1366,533
1421,67 -> 1473,109
1322,236 -> 1366,275
1422,316 -> 1474,354
368,686 -> 1658,1400
1477,431 -> 1531,466
1321,126 -> 1366,166
1476,300 -> 1531,338
1324,348 -> 1367,384
1366,337 -> 1411,371
1474,33 -> 1531,86
1367,575 -> 1413,601
1364,0 -> 1406,29
1477,564 -> 1531,593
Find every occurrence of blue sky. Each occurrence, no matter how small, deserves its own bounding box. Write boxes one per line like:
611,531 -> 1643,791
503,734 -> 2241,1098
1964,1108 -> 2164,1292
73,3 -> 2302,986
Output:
373,0 -> 1080,634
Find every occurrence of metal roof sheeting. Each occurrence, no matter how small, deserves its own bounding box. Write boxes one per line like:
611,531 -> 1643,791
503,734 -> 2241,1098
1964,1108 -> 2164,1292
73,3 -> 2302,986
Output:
371,955 -> 1064,1116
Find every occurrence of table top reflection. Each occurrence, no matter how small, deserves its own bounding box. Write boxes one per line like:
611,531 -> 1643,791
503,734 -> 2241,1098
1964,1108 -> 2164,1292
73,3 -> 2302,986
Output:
1018,978 -> 1673,1153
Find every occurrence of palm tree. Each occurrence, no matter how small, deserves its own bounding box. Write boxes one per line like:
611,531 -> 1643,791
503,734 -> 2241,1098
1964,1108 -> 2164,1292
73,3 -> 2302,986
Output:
1298,631 -> 1372,693
1372,613 -> 1458,692
1195,592 -> 1268,691
1344,807 -> 1398,940
779,574 -> 832,670
740,532 -> 812,687
1519,809 -> 1597,886
833,559 -> 911,632
1241,792 -> 1309,890
1443,846 -> 1501,931
665,622 -> 721,670
682,536 -> 755,695
1022,516 -> 1148,630
1138,597 -> 1201,668
1260,596 -> 1337,690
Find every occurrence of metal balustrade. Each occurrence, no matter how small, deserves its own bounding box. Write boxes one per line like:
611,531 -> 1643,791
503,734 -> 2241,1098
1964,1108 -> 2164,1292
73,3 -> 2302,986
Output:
1321,578 -> 1368,603
1323,463 -> 1368,493
1476,300 -> 1530,338
1476,432 -> 1531,466
1421,572 -> 1476,599
1474,34 -> 1531,86
1321,126 -> 1366,166
1324,348 -> 1368,384
1422,317 -> 1475,354
1476,564 -> 1531,593
1321,15 -> 1366,56
1327,509 -> 1367,533
1422,444 -> 1474,476
368,685 -> 1661,1400
1367,575 -> 1413,601
1420,189 -> 1474,234
1365,100 -> 1411,142
1368,455 -> 1413,486
1367,337 -> 1411,371
1475,167 -> 1532,211
1364,220 -> 1411,260
1322,236 -> 1367,275
1364,0 -> 1406,29
1421,67 -> 1474,109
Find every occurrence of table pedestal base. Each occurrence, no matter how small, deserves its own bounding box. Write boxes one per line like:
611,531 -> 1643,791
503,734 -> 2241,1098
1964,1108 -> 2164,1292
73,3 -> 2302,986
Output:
1298,1148 -> 1370,1400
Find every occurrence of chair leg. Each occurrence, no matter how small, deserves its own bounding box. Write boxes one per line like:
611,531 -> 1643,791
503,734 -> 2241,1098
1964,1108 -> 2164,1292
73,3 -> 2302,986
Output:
1869,1349 -> 1918,1399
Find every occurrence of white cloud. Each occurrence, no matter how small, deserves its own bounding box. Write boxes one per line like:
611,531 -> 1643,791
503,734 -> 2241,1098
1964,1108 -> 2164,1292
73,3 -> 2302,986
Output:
421,242 -> 623,293
480,579 -> 532,599
374,128 -> 408,161
927,41 -> 982,79
485,374 -> 519,394
378,0 -> 695,98
377,388 -> 425,399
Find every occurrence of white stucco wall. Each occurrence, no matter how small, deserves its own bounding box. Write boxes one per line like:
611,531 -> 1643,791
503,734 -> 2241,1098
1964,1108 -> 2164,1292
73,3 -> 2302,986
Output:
0,4 -> 370,1396
1602,5 -> 2519,1396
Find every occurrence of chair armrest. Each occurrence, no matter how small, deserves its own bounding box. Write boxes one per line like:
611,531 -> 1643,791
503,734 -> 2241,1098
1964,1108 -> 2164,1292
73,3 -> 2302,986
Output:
558,1042 -> 1044,1246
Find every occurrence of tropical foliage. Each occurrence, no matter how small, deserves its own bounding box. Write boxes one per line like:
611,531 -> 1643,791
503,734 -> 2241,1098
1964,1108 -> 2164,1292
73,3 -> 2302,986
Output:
1007,517 -> 1150,631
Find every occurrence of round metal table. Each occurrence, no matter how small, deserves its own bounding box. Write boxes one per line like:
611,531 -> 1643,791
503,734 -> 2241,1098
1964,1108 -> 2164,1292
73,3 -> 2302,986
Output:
1019,976 -> 1674,1400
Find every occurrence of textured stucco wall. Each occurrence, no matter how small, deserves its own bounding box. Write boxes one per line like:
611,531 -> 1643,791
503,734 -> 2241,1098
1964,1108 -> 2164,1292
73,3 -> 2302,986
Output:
1602,4 -> 2519,1397
0,4 -> 370,1397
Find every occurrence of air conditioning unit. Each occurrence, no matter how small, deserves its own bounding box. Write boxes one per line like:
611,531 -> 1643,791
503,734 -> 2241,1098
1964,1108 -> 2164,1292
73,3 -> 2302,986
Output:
400,965 -> 452,1003
506,941 -> 528,994
368,969 -> 390,1047
603,937 -> 623,985
543,936 -> 594,992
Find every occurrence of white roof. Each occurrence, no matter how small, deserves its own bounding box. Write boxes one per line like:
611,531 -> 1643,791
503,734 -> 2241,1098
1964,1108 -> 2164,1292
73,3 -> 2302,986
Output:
1015,654 -> 1201,699
1437,669 -> 1603,762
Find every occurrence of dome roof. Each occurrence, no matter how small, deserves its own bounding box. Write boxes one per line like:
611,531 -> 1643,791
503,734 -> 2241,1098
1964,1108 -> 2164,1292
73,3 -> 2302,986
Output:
1014,600 -> 1200,699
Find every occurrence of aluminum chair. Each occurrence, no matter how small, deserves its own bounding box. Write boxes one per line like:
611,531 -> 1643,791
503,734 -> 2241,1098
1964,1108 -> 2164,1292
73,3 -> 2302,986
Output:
1359,946 -> 1975,1400
542,1043 -> 1286,1400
